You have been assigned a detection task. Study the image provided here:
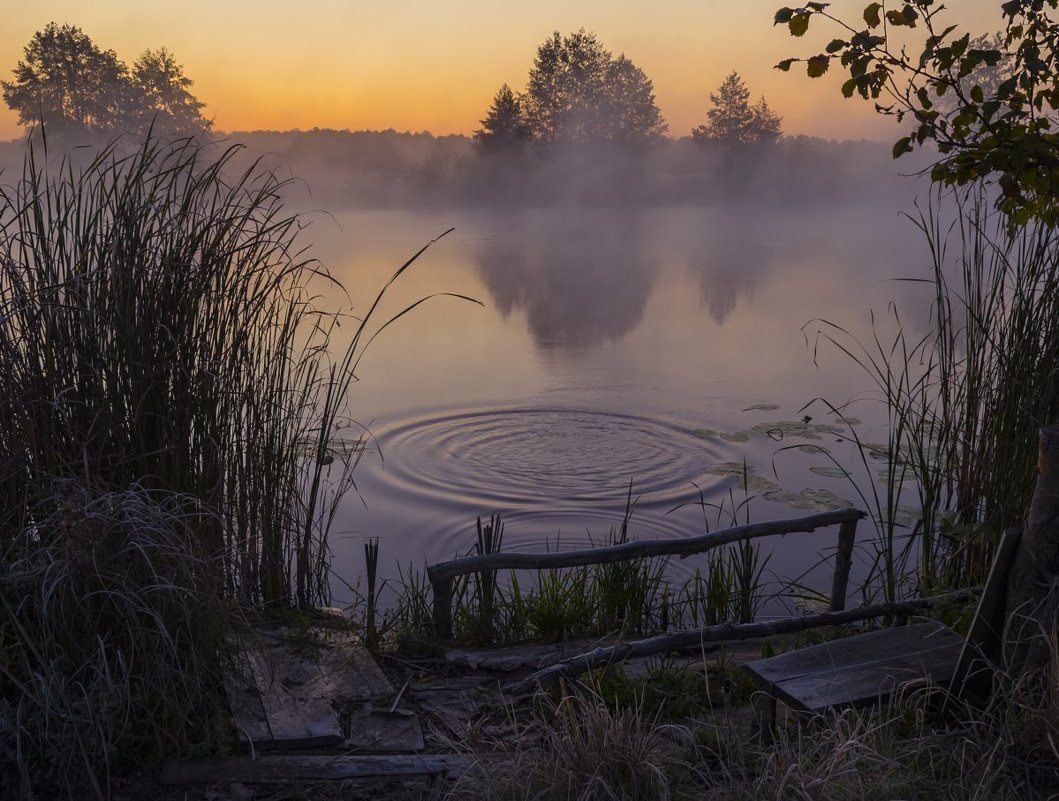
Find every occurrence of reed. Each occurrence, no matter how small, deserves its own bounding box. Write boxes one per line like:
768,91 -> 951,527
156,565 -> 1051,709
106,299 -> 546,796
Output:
0,132 -> 463,795
806,185 -> 1059,595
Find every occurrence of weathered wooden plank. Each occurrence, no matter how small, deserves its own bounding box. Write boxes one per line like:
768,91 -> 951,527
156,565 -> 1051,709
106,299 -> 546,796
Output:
160,754 -> 476,785
225,627 -> 396,750
951,527 -> 1023,697
765,639 -> 964,712
743,620 -> 958,684
346,709 -> 425,752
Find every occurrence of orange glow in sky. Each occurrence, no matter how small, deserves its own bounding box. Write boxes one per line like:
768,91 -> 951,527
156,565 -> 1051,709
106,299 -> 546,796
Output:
0,1 -> 1007,141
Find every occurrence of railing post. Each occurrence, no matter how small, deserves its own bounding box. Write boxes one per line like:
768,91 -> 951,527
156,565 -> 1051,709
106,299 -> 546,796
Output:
430,574 -> 453,640
830,518 -> 857,612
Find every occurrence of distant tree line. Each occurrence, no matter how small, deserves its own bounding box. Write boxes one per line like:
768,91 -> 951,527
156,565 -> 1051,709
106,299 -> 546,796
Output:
475,29 -> 782,150
2,22 -> 210,138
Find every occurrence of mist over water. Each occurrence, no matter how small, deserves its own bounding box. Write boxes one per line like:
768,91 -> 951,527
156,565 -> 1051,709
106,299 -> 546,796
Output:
263,137 -> 942,604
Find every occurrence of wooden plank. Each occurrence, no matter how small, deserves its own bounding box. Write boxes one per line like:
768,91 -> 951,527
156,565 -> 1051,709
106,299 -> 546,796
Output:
743,621 -> 958,685
951,527 -> 1023,697
160,754 -> 476,785
346,709 -> 425,753
224,651 -> 273,745
225,627 -> 396,750
770,639 -> 964,712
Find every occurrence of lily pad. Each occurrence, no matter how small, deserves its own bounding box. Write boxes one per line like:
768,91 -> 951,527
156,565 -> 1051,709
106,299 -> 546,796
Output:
834,416 -> 861,425
743,403 -> 781,412
706,462 -> 757,478
720,432 -> 750,443
746,421 -> 821,441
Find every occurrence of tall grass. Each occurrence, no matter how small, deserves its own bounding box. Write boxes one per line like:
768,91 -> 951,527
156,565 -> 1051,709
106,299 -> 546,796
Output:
0,133 -> 455,606
807,186 -> 1059,595
0,133 -> 460,794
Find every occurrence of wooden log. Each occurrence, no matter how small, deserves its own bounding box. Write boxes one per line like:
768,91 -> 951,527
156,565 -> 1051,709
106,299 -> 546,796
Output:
505,588 -> 980,694
830,518 -> 858,612
426,509 -> 864,640
161,754 -> 476,785
1006,425 -> 1059,672
428,509 -> 864,584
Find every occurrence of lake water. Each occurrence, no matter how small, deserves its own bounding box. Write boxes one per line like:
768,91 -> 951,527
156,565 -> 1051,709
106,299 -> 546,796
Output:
308,196 -> 935,608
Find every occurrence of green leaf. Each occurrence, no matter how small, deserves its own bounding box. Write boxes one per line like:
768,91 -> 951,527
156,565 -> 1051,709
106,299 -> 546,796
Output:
775,58 -> 796,72
841,78 -> 858,98
806,2 -> 829,10
826,38 -> 847,54
774,8 -> 795,24
807,55 -> 830,77
789,12 -> 811,37
971,85 -> 984,103
893,136 -> 913,158
863,2 -> 883,28
1001,0 -> 1021,16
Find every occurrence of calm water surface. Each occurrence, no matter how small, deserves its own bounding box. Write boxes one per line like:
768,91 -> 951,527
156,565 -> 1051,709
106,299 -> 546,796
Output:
311,200 -> 933,605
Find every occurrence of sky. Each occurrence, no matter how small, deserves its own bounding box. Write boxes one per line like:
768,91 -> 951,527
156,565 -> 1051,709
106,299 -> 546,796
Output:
0,1 -> 1007,142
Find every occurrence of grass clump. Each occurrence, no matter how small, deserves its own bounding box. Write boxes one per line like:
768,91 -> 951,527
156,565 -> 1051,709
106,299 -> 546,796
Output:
382,511 -> 771,649
0,483 -> 235,797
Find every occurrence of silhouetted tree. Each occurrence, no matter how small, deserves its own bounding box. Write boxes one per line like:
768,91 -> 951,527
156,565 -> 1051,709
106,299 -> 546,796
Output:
2,23 -> 209,138
474,84 -> 531,150
603,55 -> 668,145
2,23 -> 131,134
522,29 -> 667,144
130,48 -> 211,134
693,71 -> 782,145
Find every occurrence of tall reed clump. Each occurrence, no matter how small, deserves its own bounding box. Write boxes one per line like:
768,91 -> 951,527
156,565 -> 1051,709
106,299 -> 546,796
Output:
809,186 -> 1059,595
0,133 -> 451,795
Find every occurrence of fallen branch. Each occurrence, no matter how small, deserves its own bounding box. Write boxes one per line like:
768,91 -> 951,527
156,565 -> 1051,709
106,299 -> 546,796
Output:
505,588 -> 981,694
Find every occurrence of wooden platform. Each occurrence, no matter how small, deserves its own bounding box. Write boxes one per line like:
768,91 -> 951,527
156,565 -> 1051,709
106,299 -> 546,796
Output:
742,620 -> 964,714
224,621 -> 421,751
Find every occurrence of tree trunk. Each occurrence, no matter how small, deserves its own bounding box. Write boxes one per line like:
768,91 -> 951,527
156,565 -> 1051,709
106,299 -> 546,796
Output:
1005,425 -> 1059,672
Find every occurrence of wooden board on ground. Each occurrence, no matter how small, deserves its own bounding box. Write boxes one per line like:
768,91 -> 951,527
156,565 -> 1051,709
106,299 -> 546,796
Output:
742,620 -> 964,713
225,623 -> 399,750
346,708 -> 425,752
160,754 -> 475,785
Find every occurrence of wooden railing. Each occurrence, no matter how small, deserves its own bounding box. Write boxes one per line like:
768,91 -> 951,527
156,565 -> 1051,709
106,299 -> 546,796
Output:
426,508 -> 866,639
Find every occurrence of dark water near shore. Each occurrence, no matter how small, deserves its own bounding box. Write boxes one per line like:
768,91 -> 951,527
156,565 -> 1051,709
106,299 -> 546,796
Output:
311,201 -> 933,607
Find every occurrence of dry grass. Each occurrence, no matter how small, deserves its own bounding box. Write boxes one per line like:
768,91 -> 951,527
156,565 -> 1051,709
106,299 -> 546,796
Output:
448,634 -> 1059,801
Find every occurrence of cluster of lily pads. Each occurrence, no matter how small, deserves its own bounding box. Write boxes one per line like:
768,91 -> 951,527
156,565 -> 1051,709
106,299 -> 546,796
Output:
692,408 -> 918,524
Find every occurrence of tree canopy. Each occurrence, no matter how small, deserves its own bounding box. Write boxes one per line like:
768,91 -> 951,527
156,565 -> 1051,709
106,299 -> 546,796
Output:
692,71 -> 783,145
474,84 -> 533,150
773,1 -> 1059,225
477,29 -> 668,148
2,22 -> 210,138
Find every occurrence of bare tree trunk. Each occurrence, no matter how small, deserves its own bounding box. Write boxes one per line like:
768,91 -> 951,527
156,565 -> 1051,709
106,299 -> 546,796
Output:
1006,425 -> 1059,671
